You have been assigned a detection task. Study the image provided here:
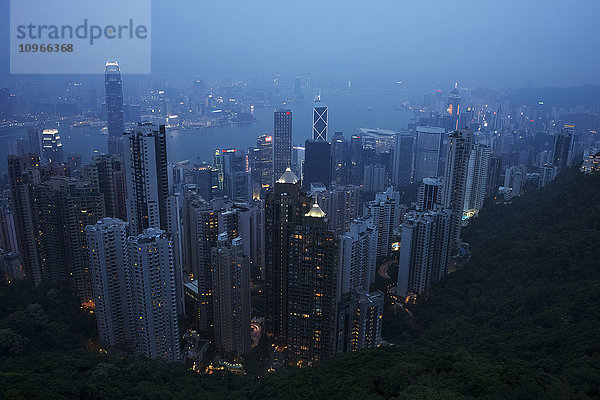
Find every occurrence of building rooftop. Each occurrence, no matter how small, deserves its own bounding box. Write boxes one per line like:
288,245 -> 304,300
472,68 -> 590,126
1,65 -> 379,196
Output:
276,167 -> 299,184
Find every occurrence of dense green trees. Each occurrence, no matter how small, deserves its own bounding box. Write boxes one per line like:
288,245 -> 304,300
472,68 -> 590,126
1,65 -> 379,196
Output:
1,168 -> 599,399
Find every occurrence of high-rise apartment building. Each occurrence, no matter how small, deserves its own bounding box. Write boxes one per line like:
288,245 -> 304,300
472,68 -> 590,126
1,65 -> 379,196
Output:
128,228 -> 181,362
125,123 -> 169,234
211,234 -> 251,355
414,126 -> 445,182
339,217 -> 378,293
416,177 -> 443,212
464,143 -> 491,216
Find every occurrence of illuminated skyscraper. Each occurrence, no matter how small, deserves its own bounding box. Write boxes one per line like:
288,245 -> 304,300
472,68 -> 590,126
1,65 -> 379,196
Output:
105,60 -> 125,155
447,84 -> 460,131
265,168 -> 309,342
287,202 -> 339,362
41,129 -> 63,164
273,110 -> 293,179
312,99 -> 328,141
255,134 -> 273,191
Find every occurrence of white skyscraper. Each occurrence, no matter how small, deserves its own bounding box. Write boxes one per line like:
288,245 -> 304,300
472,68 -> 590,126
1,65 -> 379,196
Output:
339,217 -> 378,293
86,218 -> 133,349
128,228 -> 181,362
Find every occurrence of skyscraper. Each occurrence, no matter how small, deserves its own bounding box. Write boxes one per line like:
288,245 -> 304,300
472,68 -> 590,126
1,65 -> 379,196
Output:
41,129 -> 64,164
128,228 -> 181,362
211,234 -> 251,356
464,143 -> 491,216
312,100 -> 328,141
315,184 -> 361,235
392,131 -> 415,187
125,123 -> 169,235
336,290 -> 383,353
287,202 -> 339,362
363,164 -> 386,192
339,217 -> 378,293
303,139 -> 332,190
273,110 -> 293,179
105,60 -> 125,155
86,218 -> 132,349
265,168 -> 309,342
447,84 -> 460,131
552,127 -> 573,172
366,187 -> 402,258
416,177 -> 443,212
485,156 -> 502,197
442,129 -> 473,252
255,134 -> 273,192
397,207 -> 452,297
414,126 -> 445,182
85,154 -> 127,221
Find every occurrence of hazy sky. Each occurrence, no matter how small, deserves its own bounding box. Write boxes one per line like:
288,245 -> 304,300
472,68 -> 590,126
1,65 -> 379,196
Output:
2,0 -> 600,88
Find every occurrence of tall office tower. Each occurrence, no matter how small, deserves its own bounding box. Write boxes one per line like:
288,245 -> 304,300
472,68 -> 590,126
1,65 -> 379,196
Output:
211,234 -> 251,355
85,154 -> 127,221
105,60 -> 125,155
485,156 -> 502,197
442,129 -> 473,252
312,99 -> 328,141
273,110 -> 293,179
287,202 -> 339,362
552,127 -> 573,172
414,126 -> 445,182
396,207 -> 452,297
447,84 -> 461,131
9,138 -> 29,156
28,127 -> 41,156
393,132 -> 415,187
417,177 -> 443,212
291,145 -> 305,179
236,201 -> 265,281
350,134 -> 365,185
294,76 -> 303,101
125,123 -> 169,235
255,134 -> 273,192
228,171 -> 252,202
192,79 -> 205,115
0,205 -> 18,254
128,229 -> 181,362
7,154 -> 42,284
463,143 -> 491,216
86,218 -> 133,349
331,132 -> 350,184
303,139 -> 332,190
339,217 -> 378,293
265,168 -> 309,341
366,187 -> 402,258
316,184 -> 361,235
191,163 -> 219,201
336,289 -> 383,353
41,129 -> 64,164
363,164 -> 386,192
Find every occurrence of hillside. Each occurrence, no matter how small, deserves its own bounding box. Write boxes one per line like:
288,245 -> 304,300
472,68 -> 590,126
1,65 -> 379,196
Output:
1,168 -> 599,399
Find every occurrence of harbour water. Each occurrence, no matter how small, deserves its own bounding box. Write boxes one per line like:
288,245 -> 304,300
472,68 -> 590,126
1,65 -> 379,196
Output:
0,88 -> 414,171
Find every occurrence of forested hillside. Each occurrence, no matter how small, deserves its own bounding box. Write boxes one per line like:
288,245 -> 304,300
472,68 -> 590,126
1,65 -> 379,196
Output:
1,168 -> 599,399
